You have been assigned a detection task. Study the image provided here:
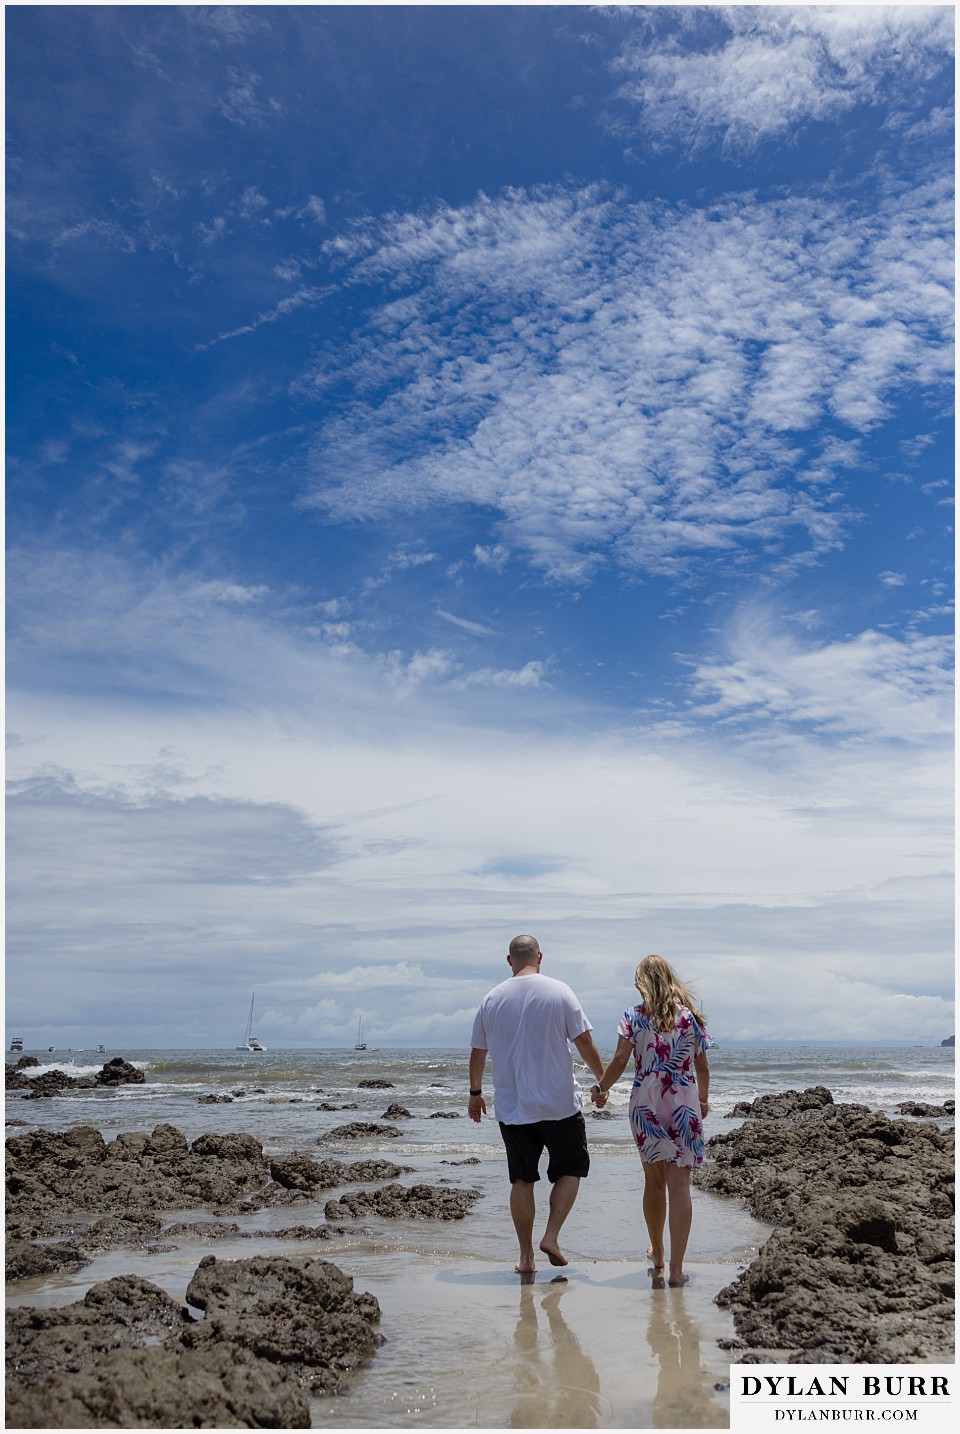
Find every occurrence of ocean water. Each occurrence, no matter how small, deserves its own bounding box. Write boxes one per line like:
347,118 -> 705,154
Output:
7,1042 -> 954,1149
6,1043 -> 954,1428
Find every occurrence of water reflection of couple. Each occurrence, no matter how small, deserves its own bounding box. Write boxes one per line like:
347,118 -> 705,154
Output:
469,938 -> 711,1285
507,1278 -> 721,1429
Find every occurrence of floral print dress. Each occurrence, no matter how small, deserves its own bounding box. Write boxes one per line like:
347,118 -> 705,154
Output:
617,1002 -> 712,1168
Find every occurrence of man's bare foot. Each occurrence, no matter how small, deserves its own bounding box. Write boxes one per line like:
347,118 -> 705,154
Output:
515,1257 -> 536,1274
667,1269 -> 689,1286
646,1244 -> 664,1270
539,1238 -> 568,1267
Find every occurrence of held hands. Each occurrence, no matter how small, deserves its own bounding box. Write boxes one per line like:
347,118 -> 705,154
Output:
590,1082 -> 608,1108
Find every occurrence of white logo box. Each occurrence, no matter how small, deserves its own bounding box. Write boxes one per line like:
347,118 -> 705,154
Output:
730,1365 -> 954,1433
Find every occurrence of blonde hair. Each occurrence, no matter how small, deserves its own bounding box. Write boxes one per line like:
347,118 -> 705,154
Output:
634,954 -> 705,1032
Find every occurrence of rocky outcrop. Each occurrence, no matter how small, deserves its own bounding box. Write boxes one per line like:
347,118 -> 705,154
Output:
357,1078 -> 394,1089
325,1181 -> 481,1222
6,1056 -> 145,1097
182,1254 -> 382,1393
5,1257 -> 382,1428
381,1103 -> 412,1119
698,1089 -> 955,1363
95,1057 -> 145,1087
322,1121 -> 403,1140
5,1124 -> 270,1243
895,1099 -> 955,1118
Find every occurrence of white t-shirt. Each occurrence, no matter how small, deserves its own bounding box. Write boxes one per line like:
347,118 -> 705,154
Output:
470,973 -> 592,1125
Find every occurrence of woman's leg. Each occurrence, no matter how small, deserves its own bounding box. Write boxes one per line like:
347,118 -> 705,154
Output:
664,1165 -> 693,1285
641,1160 -> 667,1268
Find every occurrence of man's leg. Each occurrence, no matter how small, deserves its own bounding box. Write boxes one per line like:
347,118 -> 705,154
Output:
539,1174 -> 580,1266
510,1180 -> 537,1273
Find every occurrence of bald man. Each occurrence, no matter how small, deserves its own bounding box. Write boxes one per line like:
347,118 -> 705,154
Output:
468,935 -> 605,1273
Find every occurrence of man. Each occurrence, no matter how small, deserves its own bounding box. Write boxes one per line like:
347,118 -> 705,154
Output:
468,934 -> 606,1274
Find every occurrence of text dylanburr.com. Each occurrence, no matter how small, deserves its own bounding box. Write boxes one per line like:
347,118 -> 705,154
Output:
730,1367 -> 953,1433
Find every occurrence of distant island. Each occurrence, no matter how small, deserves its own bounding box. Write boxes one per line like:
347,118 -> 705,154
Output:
941,1035 -> 955,1047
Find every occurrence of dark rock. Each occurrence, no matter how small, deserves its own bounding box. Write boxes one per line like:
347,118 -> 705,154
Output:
183,1254 -> 382,1394
325,1181 -> 481,1222
6,1255 -> 382,1426
428,1111 -> 460,1119
322,1121 -> 402,1140
725,1085 -> 836,1119
895,1100 -> 953,1118
5,1238 -> 89,1280
23,1070 -> 79,1099
381,1103 -> 413,1119
700,1096 -> 955,1362
5,1117 -> 29,1126
95,1057 -> 145,1087
344,1158 -> 412,1181
590,1109 -> 615,1119
357,1078 -> 394,1089
198,1093 -> 234,1103
161,1220 -> 242,1240
270,1154 -> 348,1192
17,1055 -> 41,1068
316,1101 -> 338,1111
441,1157 -> 481,1165
5,1124 -> 271,1242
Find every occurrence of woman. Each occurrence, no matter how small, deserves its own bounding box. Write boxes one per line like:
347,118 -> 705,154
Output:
592,954 -> 711,1285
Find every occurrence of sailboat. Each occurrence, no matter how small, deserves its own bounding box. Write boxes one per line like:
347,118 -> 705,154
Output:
354,1017 -> 367,1051
237,993 -> 266,1052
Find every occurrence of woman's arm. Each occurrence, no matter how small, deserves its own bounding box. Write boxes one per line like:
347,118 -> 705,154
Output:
593,1035 -> 633,1100
694,1049 -> 710,1117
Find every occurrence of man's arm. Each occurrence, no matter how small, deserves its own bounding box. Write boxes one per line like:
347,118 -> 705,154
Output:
468,1047 -> 488,1122
571,1029 -> 605,1084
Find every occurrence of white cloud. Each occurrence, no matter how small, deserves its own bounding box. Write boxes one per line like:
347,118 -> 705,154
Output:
687,605 -> 953,745
613,6 -> 955,153
436,608 -> 500,638
301,180 -> 951,582
5,556 -> 952,1044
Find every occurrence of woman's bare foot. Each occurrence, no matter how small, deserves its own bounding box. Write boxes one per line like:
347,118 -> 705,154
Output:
646,1244 -> 664,1270
539,1238 -> 568,1267
667,1268 -> 689,1286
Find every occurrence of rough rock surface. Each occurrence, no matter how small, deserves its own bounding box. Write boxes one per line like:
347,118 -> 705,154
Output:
6,1056 -> 145,1097
5,1256 -> 381,1428
325,1181 -> 481,1222
182,1254 -> 382,1394
322,1121 -> 402,1141
895,1099 -> 955,1118
96,1058 -> 146,1087
356,1078 -> 394,1089
5,1125 -> 272,1243
381,1103 -> 412,1119
697,1088 -> 955,1363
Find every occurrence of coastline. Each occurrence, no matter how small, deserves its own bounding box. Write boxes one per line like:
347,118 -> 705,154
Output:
5,1066 -> 955,1427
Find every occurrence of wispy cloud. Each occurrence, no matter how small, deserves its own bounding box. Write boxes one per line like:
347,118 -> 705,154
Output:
687,604 -> 954,745
612,6 -> 955,154
300,179 -> 951,583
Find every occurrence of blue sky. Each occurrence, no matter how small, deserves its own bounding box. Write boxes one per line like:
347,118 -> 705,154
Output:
5,3 -> 954,1050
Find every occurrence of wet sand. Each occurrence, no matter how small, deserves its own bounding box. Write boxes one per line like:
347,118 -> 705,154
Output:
6,1146 -> 763,1427
306,1253 -> 737,1429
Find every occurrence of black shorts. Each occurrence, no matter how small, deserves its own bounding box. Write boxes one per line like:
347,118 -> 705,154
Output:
498,1111 -> 590,1184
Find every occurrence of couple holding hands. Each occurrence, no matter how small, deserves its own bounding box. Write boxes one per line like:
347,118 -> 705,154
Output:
468,938 -> 711,1287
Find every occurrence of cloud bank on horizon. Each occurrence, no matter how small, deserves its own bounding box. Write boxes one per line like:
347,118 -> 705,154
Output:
5,4 -> 954,1049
